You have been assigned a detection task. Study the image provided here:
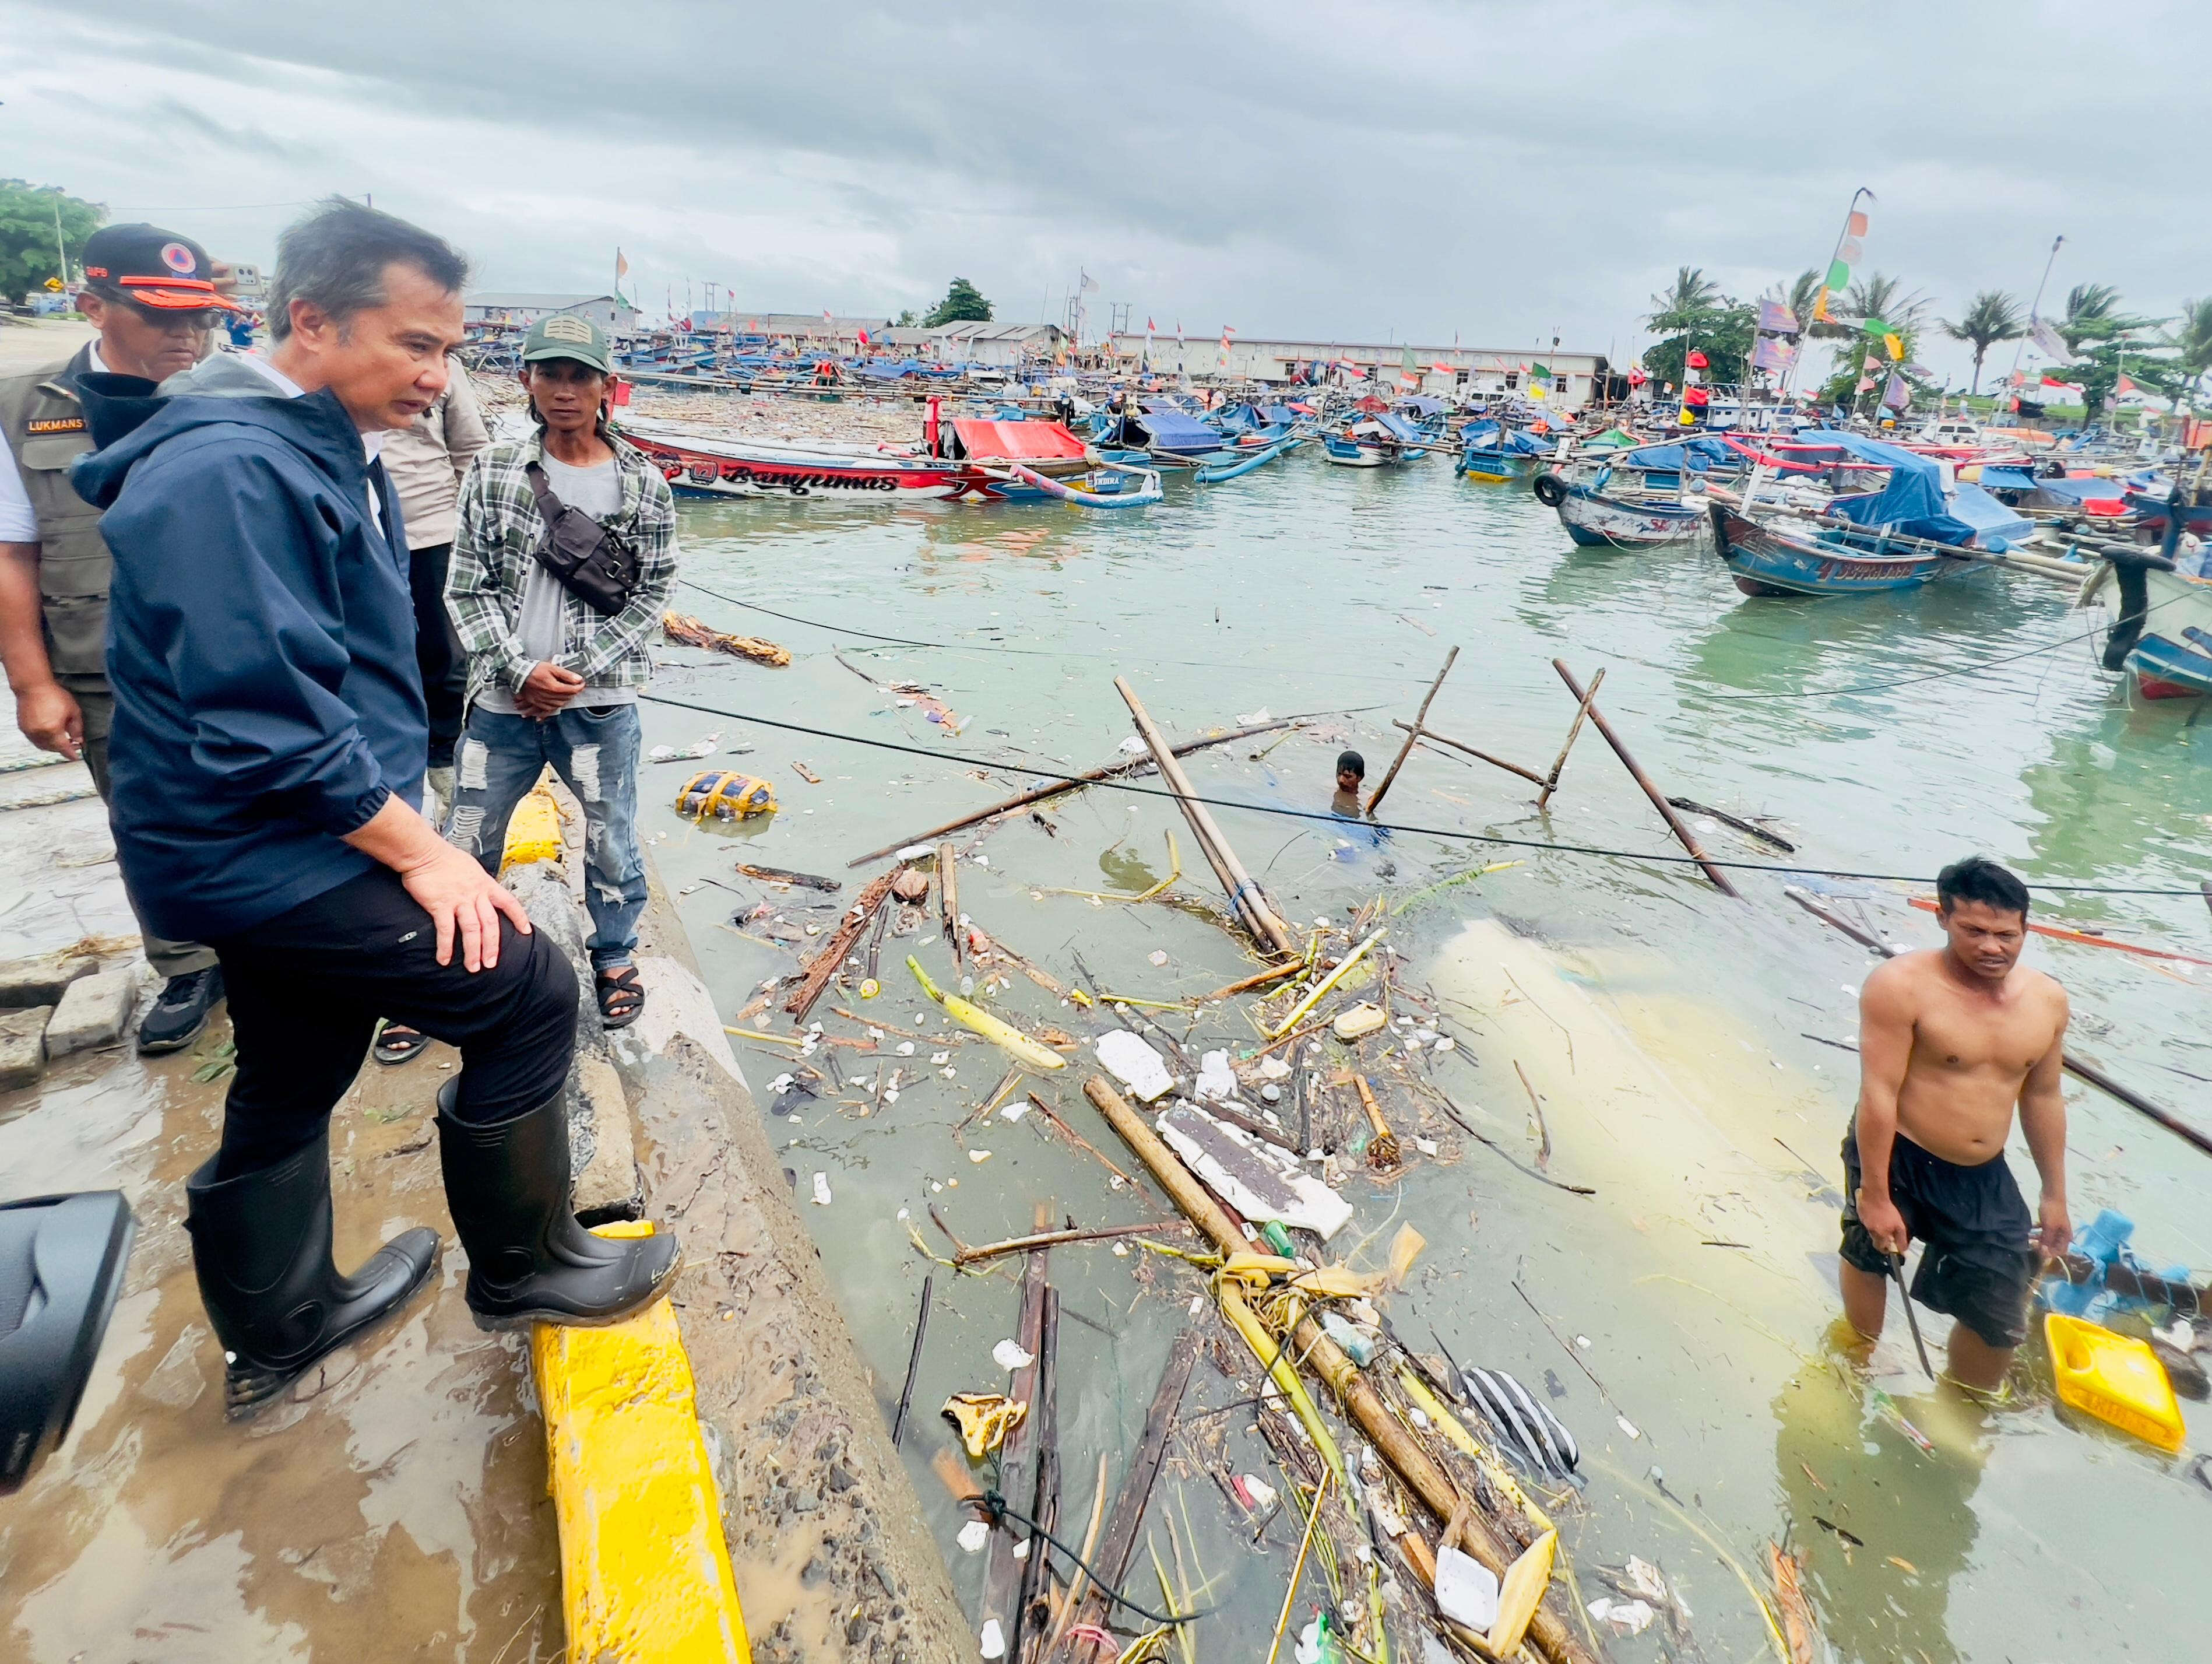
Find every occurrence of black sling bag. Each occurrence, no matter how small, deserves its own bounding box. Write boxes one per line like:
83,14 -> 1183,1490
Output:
522,461 -> 641,615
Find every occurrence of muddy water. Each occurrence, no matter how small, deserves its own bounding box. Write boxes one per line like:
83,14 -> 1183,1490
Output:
0,740 -> 561,1663
643,451 -> 2212,1662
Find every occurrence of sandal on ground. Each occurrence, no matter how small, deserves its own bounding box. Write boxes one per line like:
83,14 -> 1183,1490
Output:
372,1020 -> 432,1066
596,966 -> 645,1030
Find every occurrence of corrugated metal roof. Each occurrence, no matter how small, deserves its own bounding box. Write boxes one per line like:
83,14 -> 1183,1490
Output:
466,292 -> 623,310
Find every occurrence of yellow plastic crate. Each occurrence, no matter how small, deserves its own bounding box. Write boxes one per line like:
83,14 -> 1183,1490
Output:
2046,1311 -> 2185,1454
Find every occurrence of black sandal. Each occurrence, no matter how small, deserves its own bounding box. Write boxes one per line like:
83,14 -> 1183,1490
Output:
372,1020 -> 432,1066
596,966 -> 645,1030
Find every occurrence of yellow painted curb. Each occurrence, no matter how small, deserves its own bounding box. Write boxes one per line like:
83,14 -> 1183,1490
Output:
531,1224 -> 751,1662
501,781 -> 567,872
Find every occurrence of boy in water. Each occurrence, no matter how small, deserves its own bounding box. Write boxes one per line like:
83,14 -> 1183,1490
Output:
1840,855 -> 2071,1392
1331,750 -> 1365,817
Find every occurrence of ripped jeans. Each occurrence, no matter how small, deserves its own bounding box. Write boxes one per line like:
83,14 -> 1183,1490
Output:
442,703 -> 647,973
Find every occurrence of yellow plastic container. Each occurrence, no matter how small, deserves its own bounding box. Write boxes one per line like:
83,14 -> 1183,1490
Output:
2046,1312 -> 2186,1454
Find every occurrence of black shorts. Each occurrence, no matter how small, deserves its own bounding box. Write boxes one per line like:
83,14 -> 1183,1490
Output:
1841,1126 -> 2037,1349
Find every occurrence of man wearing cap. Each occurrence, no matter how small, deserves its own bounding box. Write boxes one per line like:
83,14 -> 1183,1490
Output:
0,224 -> 244,1051
444,314 -> 674,1031
70,199 -> 678,1419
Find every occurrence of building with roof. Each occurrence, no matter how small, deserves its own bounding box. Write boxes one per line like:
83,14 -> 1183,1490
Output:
465,292 -> 641,331
1105,331 -> 1616,410
689,311 -> 895,344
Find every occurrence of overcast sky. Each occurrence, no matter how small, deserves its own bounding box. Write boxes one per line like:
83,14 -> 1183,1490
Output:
5,0 -> 2205,387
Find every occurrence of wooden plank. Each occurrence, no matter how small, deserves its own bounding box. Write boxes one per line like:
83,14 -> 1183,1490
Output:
1366,647 -> 1458,813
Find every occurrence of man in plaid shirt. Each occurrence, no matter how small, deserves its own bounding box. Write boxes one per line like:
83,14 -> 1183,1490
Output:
445,314 -> 674,1028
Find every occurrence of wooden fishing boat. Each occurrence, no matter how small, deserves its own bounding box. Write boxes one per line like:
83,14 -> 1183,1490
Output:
1454,420 -> 1549,483
2080,550 -> 2212,698
1708,502 -> 1977,596
619,417 -> 973,500
1542,476 -> 1705,549
1323,415 -> 1428,468
1195,433 -> 1306,483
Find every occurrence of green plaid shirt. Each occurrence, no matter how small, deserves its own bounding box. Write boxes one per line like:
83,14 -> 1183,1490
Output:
446,427 -> 677,701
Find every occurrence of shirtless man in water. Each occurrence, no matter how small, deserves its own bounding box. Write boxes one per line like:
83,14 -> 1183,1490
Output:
1840,855 -> 2072,1391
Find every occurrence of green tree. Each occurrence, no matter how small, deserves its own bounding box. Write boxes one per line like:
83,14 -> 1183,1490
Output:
2059,282 -> 2124,348
2172,297 -> 2212,409
2038,284 -> 2168,422
1940,290 -> 2025,395
1642,266 -> 1754,388
0,180 -> 104,302
1816,272 -> 1934,413
923,277 -> 993,328
894,308 -> 918,328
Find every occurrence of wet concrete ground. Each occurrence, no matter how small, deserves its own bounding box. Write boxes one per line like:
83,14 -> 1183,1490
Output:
0,689 -> 564,1662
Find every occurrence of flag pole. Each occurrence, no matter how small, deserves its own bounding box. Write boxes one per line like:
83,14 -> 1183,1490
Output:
2003,234 -> 2066,405
1783,185 -> 1873,408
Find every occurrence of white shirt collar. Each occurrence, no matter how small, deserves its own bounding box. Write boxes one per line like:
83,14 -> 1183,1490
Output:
86,341 -> 108,375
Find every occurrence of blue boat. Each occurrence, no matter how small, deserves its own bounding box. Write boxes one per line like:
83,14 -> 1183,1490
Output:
1322,412 -> 1430,468
1196,433 -> 1306,483
1455,420 -> 1550,482
1710,431 -> 2032,598
1097,401 -> 1232,468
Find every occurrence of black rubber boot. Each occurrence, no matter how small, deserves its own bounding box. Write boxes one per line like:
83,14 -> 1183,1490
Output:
183,1134 -> 441,1419
435,1077 -> 679,1331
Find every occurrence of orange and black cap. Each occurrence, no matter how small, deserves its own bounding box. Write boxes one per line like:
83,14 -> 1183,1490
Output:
79,223 -> 243,314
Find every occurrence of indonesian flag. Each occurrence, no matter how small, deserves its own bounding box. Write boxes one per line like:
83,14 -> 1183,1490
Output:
1686,349 -> 1710,370
822,307 -> 832,322
856,328 -> 870,346
2010,370 -> 2026,387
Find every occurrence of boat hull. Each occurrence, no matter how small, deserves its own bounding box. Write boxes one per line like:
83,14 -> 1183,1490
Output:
2081,561 -> 2212,697
625,429 -> 972,500
1457,451 -> 1538,483
1708,504 -> 1967,598
1558,485 -> 1704,549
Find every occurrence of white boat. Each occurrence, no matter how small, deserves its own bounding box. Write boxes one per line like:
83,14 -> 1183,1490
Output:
2079,550 -> 2212,699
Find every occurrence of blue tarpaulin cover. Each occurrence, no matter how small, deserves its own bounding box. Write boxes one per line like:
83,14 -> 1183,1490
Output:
1132,402 -> 1228,455
1460,420 -> 1550,456
1617,436 -> 1734,473
1805,431 -> 2033,548
1975,465 -> 2040,493
2032,474 -> 2127,504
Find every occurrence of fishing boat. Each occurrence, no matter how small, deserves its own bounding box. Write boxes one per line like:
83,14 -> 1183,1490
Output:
2080,547 -> 2212,698
618,416 -> 974,501
926,413 -> 1102,502
1454,420 -> 1550,482
1096,401 -> 1233,469
1710,431 -> 2032,598
1535,471 -> 1707,548
1195,431 -> 1306,483
1322,412 -> 1430,468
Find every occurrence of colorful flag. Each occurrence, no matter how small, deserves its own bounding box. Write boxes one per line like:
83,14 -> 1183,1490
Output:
1855,375 -> 1877,393
1684,350 -> 1708,371
1758,300 -> 1799,335
2030,317 -> 2069,361
1847,209 -> 1869,237
1861,317 -> 1890,338
2116,373 -> 2138,396
1864,353 -> 1883,373
1882,373 -> 1909,410
1813,290 -> 1832,324
856,328 -> 870,346
1884,333 -> 1904,361
1750,335 -> 1795,373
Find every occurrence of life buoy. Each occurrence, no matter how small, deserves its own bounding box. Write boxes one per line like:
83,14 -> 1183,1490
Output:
1532,472 -> 1569,508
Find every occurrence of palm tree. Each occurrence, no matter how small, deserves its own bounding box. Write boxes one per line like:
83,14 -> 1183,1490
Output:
1647,266 -> 1722,333
2172,297 -> 2212,408
1940,290 -> 2025,395
2060,282 -> 2122,349
1841,272 -> 1932,335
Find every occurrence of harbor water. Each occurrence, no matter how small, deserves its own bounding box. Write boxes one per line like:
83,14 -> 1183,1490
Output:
644,447 -> 2212,1663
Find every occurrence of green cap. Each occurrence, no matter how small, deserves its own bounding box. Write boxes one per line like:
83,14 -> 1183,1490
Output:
522,312 -> 612,373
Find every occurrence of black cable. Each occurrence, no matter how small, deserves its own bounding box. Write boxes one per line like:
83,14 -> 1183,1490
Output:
968,1489 -> 1205,1627
638,689 -> 2206,898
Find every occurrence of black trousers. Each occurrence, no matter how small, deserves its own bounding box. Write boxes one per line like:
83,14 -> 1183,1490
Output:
205,867 -> 579,1178
409,541 -> 467,770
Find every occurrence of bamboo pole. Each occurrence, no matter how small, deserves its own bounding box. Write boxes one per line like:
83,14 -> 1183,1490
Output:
1193,960 -> 1304,1003
950,1220 -> 1180,1267
1392,718 -> 1549,787
1784,885 -> 2212,1159
1536,666 -> 1605,810
1114,678 -> 1297,956
1082,1075 -> 1595,1664
1551,660 -> 1740,897
1366,647 -> 1459,813
937,841 -> 962,968
845,717 -> 1299,866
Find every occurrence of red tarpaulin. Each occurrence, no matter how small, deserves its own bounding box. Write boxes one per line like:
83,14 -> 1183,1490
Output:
948,419 -> 1088,461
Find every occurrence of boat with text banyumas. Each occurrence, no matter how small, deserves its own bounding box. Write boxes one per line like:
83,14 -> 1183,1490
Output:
618,415 -> 975,500
2079,545 -> 2212,698
1710,430 -> 2034,597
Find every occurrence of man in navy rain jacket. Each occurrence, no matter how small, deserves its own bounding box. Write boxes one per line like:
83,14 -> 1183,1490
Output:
72,198 -> 677,1419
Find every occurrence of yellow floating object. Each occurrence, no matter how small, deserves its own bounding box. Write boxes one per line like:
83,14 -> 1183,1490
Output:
1219,1250 -> 1299,1291
1487,1528 -> 1557,1656
859,978 -> 881,999
500,782 -> 565,871
906,956 -> 1065,1071
943,1391 -> 1028,1459
532,1222 -> 751,1662
2046,1312 -> 2185,1452
1219,1283 -> 1345,1486
676,770 -> 777,822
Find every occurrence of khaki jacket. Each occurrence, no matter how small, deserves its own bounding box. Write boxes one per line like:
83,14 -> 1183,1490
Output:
0,343 -> 110,689
379,355 -> 490,550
